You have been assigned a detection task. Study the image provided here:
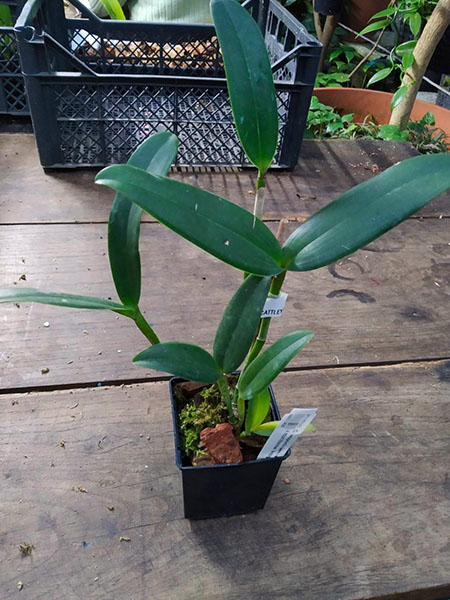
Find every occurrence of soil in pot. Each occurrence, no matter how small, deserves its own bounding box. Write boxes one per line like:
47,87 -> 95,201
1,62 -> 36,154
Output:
173,377 -> 270,467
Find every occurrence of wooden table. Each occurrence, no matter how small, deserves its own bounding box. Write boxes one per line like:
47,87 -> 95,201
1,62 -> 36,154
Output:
1,134 -> 449,600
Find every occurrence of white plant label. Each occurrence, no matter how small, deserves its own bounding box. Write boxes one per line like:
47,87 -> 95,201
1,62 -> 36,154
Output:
257,408 -> 317,460
261,292 -> 288,318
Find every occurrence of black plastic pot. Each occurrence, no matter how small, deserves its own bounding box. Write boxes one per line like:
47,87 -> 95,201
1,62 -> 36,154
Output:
314,0 -> 344,15
170,377 -> 290,520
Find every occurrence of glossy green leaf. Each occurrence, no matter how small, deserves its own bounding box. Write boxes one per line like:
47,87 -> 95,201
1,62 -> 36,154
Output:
133,342 -> 221,383
391,84 -> 408,110
108,132 -> 178,308
98,0 -> 126,19
409,12 -> 422,36
396,40 -> 417,56
253,421 -> 315,436
238,330 -> 314,399
367,67 -> 392,87
370,7 -> 396,19
245,388 -> 271,434
96,165 -> 283,276
402,53 -> 415,70
0,288 -> 133,315
211,0 -> 278,174
281,154 -> 450,272
213,275 -> 271,373
359,19 -> 391,36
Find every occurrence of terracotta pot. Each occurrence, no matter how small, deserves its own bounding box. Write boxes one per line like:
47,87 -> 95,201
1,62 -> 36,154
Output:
314,87 -> 450,134
342,0 -> 390,40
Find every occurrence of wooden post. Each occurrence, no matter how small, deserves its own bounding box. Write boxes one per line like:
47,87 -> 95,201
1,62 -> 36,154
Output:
390,0 -> 450,129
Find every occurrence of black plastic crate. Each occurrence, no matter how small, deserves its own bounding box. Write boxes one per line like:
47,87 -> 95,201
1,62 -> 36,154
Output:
0,0 -> 28,114
15,0 -> 320,168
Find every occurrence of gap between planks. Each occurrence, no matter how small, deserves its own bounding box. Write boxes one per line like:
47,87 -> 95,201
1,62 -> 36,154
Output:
1,215 -> 449,228
1,356 -> 449,397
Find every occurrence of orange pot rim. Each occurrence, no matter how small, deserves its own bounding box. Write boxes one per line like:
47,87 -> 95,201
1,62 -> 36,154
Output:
313,87 -> 450,134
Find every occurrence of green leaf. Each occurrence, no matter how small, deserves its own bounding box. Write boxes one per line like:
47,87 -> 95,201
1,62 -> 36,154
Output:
378,124 -> 408,141
396,40 -> 417,56
328,73 -> 350,83
211,0 -> 278,174
402,53 -> 415,69
421,111 -> 435,126
359,19 -> 391,36
0,288 -> 133,316
391,85 -> 408,110
253,421 -> 316,436
252,421 -> 279,436
367,67 -> 392,87
98,0 -> 126,19
238,330 -> 314,399
108,132 -> 178,308
245,388 -> 271,434
0,5 -> 12,26
309,96 -> 320,109
370,7 -> 396,19
281,154 -> 450,272
328,49 -> 341,61
409,12 -> 422,36
213,275 -> 271,373
133,342 -> 221,383
96,165 -> 283,276
326,121 -> 345,133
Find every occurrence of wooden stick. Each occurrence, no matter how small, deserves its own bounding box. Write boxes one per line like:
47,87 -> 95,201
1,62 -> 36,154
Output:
390,0 -> 450,129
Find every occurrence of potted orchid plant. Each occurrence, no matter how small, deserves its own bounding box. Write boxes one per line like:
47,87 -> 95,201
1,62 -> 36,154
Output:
2,0 -> 450,518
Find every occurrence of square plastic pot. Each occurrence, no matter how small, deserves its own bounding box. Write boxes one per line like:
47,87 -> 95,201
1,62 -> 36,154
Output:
170,377 -> 290,520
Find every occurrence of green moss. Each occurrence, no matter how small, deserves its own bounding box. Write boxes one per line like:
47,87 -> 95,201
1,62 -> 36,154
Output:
178,383 -> 228,458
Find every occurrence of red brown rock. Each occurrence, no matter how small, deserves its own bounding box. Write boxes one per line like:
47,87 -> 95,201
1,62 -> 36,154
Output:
199,423 -> 243,465
177,381 -> 206,398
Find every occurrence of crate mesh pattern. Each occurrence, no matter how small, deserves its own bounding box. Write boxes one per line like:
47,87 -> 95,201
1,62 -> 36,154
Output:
53,83 -> 290,166
17,0 -> 320,167
0,1 -> 28,114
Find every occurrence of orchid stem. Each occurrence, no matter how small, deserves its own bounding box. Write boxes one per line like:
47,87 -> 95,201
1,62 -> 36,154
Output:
253,171 -> 266,221
244,271 -> 286,368
218,375 -> 236,423
134,307 -> 160,345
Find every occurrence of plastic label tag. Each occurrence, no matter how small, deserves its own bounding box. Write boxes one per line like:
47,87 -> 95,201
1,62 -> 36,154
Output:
257,408 -> 317,460
261,292 -> 288,318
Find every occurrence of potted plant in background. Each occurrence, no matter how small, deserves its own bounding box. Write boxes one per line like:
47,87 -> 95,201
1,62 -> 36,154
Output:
2,0 -> 450,519
312,0 -> 450,146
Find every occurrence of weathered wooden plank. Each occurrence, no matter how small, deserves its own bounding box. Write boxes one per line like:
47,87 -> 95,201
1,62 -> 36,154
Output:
1,220 -> 449,389
1,362 -> 449,600
1,134 -> 449,225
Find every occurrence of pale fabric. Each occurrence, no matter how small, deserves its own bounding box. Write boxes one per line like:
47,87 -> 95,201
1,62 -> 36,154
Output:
129,0 -> 212,23
86,0 -> 212,23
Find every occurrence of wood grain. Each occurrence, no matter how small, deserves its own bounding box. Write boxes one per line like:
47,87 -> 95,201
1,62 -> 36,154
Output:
1,362 -> 449,600
1,135 -> 449,225
1,220 -> 449,389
